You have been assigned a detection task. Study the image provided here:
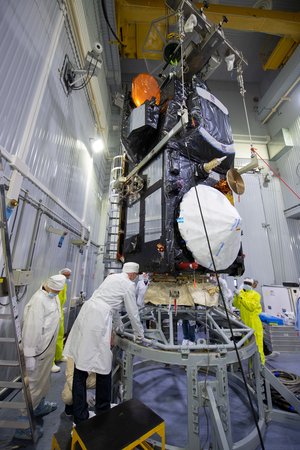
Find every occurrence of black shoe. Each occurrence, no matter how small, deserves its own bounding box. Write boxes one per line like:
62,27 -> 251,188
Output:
65,404 -> 74,417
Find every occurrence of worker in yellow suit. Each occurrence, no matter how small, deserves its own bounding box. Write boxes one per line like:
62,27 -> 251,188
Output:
51,268 -> 72,373
233,278 -> 265,365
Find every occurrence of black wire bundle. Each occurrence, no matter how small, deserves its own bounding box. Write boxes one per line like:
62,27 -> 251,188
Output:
271,369 -> 300,412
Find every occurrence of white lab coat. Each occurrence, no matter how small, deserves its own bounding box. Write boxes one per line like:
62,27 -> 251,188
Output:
218,278 -> 233,310
22,287 -> 61,409
63,273 -> 144,374
136,279 -> 149,308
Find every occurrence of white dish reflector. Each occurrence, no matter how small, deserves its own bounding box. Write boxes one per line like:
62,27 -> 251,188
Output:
178,185 -> 242,270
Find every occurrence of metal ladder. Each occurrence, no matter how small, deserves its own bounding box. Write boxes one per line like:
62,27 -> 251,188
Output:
0,156 -> 37,440
103,155 -> 124,275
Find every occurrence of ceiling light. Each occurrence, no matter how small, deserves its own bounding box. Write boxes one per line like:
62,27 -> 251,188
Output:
91,138 -> 104,153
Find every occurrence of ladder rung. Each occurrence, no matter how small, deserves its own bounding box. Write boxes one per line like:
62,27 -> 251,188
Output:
0,360 -> 19,367
0,314 -> 11,319
0,401 -> 26,409
0,380 -> 23,389
0,419 -> 29,429
0,337 -> 15,343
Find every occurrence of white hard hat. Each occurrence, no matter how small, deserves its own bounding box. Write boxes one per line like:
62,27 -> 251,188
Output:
59,267 -> 72,275
46,274 -> 66,291
122,262 -> 139,273
244,278 -> 254,285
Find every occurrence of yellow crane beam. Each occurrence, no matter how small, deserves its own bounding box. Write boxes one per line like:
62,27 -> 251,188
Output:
116,1 -> 300,68
197,3 -> 300,41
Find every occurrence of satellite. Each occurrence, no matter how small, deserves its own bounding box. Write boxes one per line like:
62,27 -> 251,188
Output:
114,0 -> 251,277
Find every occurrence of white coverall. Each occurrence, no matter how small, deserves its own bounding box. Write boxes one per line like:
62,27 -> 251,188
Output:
218,278 -> 234,311
22,287 -> 61,409
136,279 -> 149,308
63,272 -> 144,374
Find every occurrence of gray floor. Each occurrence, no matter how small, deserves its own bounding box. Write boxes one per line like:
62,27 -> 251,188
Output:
1,351 -> 300,450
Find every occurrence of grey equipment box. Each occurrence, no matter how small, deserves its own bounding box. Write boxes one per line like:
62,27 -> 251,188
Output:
263,323 -> 300,352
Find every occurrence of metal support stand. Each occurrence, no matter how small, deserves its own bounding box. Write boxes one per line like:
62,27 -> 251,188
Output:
113,305 -> 300,450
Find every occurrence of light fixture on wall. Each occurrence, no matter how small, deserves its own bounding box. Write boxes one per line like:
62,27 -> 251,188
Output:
90,137 -> 104,154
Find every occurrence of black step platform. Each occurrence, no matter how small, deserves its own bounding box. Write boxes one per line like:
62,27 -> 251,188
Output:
52,398 -> 165,450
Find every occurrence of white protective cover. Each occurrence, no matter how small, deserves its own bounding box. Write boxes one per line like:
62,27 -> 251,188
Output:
178,185 -> 242,270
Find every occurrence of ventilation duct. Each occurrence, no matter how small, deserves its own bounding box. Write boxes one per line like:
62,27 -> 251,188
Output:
267,128 -> 293,160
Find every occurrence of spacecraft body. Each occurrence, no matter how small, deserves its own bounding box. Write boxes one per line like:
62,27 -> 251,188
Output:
120,75 -> 244,277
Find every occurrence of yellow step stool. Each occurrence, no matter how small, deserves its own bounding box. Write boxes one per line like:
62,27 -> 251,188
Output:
70,398 -> 165,450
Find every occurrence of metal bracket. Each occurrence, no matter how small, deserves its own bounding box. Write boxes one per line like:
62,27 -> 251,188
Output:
46,225 -> 67,236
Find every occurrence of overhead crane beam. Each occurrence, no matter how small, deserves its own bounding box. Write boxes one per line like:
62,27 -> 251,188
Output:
116,0 -> 300,69
117,0 -> 300,40
196,2 -> 300,41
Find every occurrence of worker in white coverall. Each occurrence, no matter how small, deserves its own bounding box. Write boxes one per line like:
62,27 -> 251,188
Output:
136,272 -> 149,308
63,262 -> 144,425
210,274 -> 233,311
14,274 -> 66,440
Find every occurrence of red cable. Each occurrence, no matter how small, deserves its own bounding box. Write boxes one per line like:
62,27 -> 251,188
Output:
252,148 -> 300,200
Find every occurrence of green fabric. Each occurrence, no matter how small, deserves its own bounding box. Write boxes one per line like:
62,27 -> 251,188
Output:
54,284 -> 67,362
233,289 -> 265,365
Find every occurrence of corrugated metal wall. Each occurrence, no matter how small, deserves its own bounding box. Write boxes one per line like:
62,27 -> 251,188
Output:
234,158 -> 299,287
0,0 -> 115,385
0,0 -> 112,375
275,116 -> 300,279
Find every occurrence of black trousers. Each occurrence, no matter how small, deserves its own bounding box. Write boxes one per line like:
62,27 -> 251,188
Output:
72,366 -> 112,425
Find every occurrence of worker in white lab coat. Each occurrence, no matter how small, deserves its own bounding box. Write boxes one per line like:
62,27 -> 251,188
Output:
210,274 -> 233,311
63,262 -> 144,425
14,274 -> 66,440
136,272 -> 149,308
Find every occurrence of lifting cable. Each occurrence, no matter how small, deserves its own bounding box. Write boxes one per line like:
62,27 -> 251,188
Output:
252,148 -> 300,201
239,64 -> 300,202
177,15 -> 266,449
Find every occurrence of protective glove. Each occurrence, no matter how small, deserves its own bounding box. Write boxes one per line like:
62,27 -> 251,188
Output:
25,357 -> 36,372
86,389 -> 96,407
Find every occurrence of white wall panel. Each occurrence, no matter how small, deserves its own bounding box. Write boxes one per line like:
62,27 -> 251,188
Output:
286,219 -> 300,280
275,116 -> 300,210
275,115 -> 300,279
0,0 -> 111,318
0,0 -> 59,155
234,159 -> 298,286
233,171 -> 274,286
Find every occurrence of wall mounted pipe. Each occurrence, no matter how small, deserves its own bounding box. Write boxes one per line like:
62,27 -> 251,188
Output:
26,201 -> 43,271
261,75 -> 300,125
11,191 -> 28,260
1,144 -> 87,232
258,44 -> 300,124
16,189 -> 100,248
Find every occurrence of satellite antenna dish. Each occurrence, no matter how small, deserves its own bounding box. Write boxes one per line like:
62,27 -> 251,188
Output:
226,169 -> 245,195
226,155 -> 259,195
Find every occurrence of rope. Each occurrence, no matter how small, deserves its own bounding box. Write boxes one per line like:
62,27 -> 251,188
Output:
237,64 -> 253,147
242,95 -> 252,146
252,148 -> 300,201
270,369 -> 300,412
